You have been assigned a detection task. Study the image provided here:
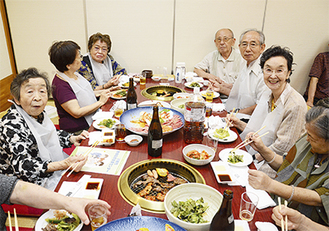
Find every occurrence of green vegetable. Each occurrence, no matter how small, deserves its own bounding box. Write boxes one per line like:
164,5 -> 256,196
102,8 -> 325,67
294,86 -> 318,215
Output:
115,90 -> 127,97
98,118 -> 116,128
45,213 -> 80,231
170,197 -> 209,224
189,82 -> 200,87
228,152 -> 244,164
213,128 -> 230,139
178,104 -> 185,109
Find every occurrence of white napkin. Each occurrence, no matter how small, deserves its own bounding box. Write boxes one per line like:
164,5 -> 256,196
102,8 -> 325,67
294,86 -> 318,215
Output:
88,131 -> 103,145
92,110 -> 114,120
110,100 -> 126,111
235,219 -> 251,231
255,222 -> 279,231
212,103 -> 226,112
228,165 -> 249,187
246,184 -> 276,209
208,115 -> 226,129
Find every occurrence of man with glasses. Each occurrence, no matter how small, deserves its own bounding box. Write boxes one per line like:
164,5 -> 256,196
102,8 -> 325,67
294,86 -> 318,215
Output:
194,28 -> 244,90
225,29 -> 267,116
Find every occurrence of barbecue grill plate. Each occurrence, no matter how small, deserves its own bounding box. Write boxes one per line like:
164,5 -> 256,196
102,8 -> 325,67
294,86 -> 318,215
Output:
118,159 -> 205,213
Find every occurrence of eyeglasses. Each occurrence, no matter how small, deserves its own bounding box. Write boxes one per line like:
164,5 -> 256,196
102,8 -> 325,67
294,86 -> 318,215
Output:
216,37 -> 233,43
93,46 -> 108,53
240,42 -> 260,49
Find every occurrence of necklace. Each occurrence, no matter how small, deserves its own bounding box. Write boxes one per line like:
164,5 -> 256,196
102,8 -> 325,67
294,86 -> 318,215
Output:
314,155 -> 323,168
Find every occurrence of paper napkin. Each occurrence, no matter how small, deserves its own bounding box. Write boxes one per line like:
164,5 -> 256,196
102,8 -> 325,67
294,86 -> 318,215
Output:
246,184 -> 276,209
92,111 -> 114,120
255,222 -> 279,231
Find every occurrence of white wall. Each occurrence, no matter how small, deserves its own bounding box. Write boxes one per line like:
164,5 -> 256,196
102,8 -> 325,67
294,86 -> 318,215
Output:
5,0 -> 329,94
0,9 -> 12,80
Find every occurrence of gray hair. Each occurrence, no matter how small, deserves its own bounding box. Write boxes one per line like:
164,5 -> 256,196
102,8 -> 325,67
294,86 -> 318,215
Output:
10,67 -> 51,101
305,98 -> 329,141
214,28 -> 234,40
239,29 -> 265,45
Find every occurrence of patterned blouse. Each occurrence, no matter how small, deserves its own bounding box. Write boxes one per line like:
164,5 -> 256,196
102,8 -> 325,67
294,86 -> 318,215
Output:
78,54 -> 127,90
0,105 -> 72,186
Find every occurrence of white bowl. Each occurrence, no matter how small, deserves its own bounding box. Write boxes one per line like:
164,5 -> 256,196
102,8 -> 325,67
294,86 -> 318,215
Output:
173,92 -> 192,99
152,76 -> 161,81
182,144 -> 215,166
124,134 -> 143,146
164,183 -> 223,231
170,98 -> 189,114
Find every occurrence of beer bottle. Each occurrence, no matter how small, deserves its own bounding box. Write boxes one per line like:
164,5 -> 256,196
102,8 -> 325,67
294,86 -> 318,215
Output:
126,77 -> 137,110
209,189 -> 234,231
148,105 -> 163,157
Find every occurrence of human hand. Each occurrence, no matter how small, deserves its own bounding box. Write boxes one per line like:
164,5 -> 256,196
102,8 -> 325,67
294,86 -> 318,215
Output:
306,101 -> 314,108
70,131 -> 89,146
65,198 -> 111,225
272,206 -> 303,230
109,85 -> 121,92
107,75 -> 120,86
99,90 -> 111,105
245,132 -> 267,153
64,155 -> 88,172
225,113 -> 240,128
248,169 -> 272,191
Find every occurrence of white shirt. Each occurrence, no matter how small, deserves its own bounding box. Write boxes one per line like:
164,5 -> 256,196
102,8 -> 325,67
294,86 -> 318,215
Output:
194,47 -> 244,84
226,56 -> 267,111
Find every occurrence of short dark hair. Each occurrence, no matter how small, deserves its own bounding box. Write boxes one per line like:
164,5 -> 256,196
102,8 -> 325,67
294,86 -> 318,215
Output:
306,97 -> 329,141
88,33 -> 111,53
49,41 -> 80,72
11,67 -> 51,101
260,46 -> 294,81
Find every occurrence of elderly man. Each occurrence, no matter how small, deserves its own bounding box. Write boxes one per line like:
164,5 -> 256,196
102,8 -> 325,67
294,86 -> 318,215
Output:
194,28 -> 243,87
225,29 -> 267,115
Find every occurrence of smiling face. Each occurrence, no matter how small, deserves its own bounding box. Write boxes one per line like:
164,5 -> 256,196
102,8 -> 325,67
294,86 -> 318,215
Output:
263,56 -> 291,96
306,123 -> 329,155
239,31 -> 265,65
214,29 -> 235,57
14,77 -> 48,118
90,40 -> 109,63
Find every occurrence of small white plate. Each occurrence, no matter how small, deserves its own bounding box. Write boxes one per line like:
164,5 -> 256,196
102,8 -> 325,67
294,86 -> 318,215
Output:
151,76 -> 161,81
173,92 -> 192,99
219,148 -> 253,167
200,90 -> 220,99
209,128 -> 238,143
124,134 -> 143,146
210,161 -> 236,184
35,210 -> 83,231
119,82 -> 136,88
110,89 -> 127,100
138,100 -> 171,108
184,82 -> 204,89
93,118 -> 119,130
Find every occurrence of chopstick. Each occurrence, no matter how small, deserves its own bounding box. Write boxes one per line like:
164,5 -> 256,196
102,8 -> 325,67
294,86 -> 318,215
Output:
278,197 -> 288,231
284,200 -> 288,231
7,211 -> 12,231
8,209 -> 19,231
62,140 -> 99,177
231,131 -> 269,152
14,208 -> 18,231
224,107 -> 235,130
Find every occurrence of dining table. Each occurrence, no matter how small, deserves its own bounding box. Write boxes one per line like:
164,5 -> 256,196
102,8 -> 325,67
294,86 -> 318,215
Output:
55,76 -> 275,231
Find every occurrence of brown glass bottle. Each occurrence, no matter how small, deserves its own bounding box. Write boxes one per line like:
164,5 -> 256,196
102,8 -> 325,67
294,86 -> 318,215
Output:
209,189 -> 234,231
148,105 -> 163,157
126,77 -> 137,110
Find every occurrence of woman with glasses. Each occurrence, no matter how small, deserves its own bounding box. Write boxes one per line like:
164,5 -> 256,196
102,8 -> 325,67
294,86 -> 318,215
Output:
227,46 -> 307,178
78,32 -> 127,90
50,41 -> 113,134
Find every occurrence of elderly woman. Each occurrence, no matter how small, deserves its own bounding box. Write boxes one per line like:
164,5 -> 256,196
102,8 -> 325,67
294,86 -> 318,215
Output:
228,46 -> 307,178
78,32 -> 127,90
0,68 -> 88,191
247,98 -> 329,225
50,40 -> 115,134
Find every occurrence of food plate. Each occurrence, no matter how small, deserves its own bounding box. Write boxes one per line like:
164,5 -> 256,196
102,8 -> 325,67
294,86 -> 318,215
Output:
119,81 -> 136,89
200,90 -> 220,99
110,89 -> 127,100
173,92 -> 192,99
218,148 -> 253,167
35,210 -> 83,231
120,106 -> 184,136
96,216 -> 186,231
152,76 -> 161,81
184,82 -> 204,89
138,100 -> 171,108
210,161 -> 237,184
208,128 -> 238,143
93,118 -> 120,130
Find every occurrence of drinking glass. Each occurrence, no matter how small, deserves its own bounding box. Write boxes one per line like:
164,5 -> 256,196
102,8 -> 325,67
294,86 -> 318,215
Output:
140,73 -> 146,85
115,123 -> 126,141
239,192 -> 259,222
88,204 -> 108,231
204,134 -> 218,153
160,67 -> 169,85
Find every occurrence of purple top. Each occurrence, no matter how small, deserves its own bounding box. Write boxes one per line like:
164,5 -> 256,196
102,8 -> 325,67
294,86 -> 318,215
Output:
52,75 -> 89,132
